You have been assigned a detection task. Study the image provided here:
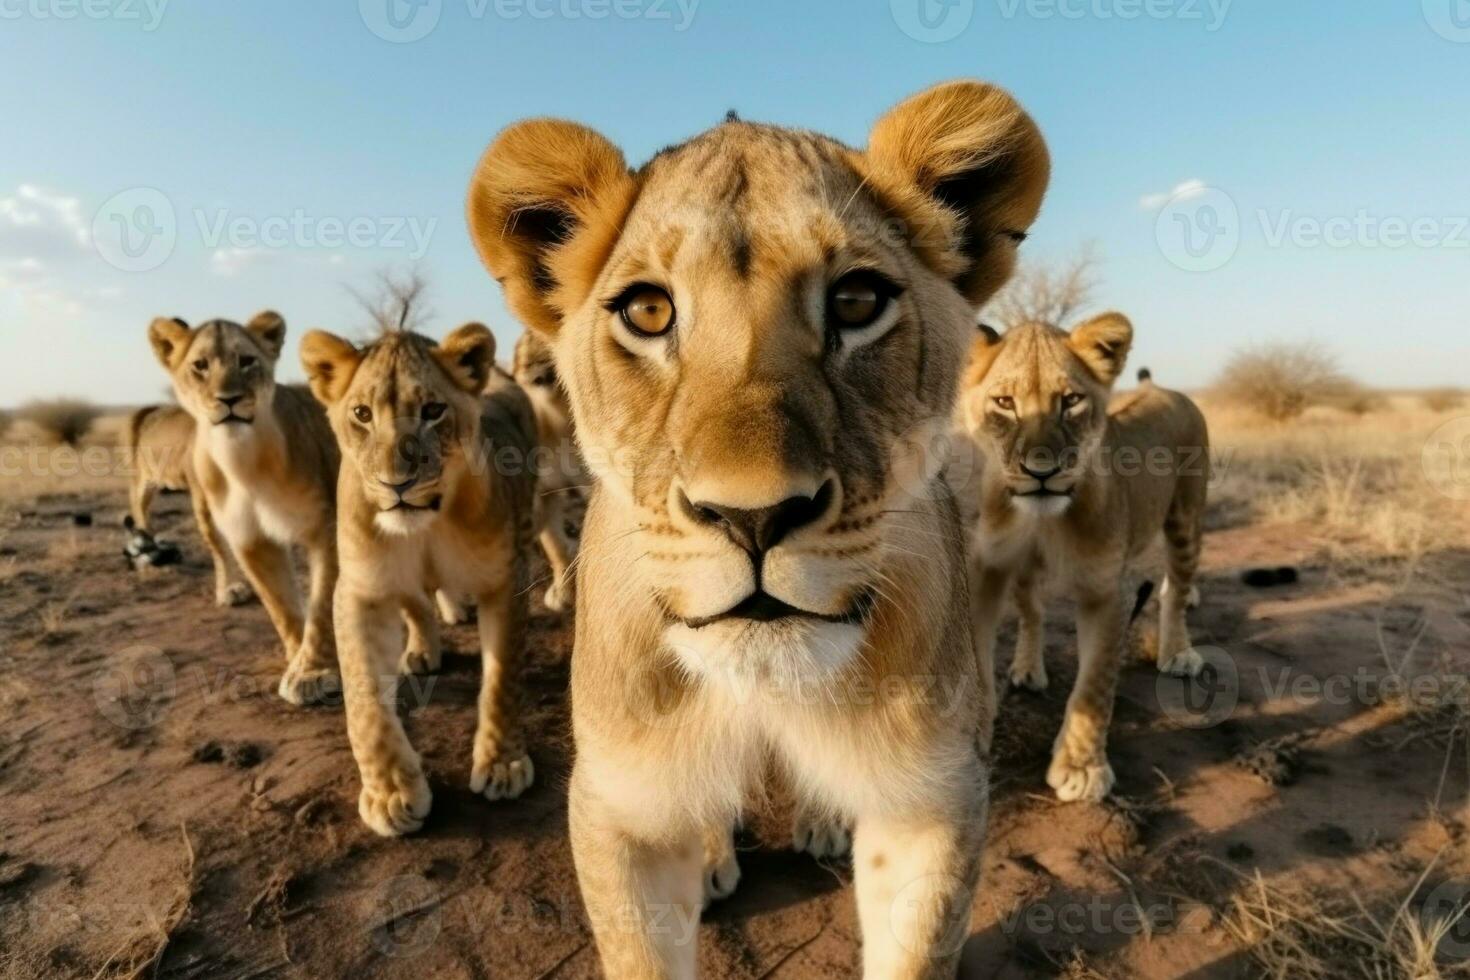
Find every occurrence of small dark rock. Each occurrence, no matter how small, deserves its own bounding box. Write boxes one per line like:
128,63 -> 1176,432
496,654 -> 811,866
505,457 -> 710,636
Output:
71,513 -> 93,527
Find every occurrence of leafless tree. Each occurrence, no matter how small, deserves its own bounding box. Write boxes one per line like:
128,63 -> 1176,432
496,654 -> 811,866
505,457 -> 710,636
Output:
986,243 -> 1101,331
347,267 -> 432,336
1213,342 -> 1357,421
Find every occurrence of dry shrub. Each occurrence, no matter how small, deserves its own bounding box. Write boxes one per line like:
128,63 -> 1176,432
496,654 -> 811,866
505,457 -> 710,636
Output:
1213,343 -> 1355,422
986,243 -> 1100,330
0,407 -> 11,441
17,398 -> 101,447
1423,389 -> 1465,413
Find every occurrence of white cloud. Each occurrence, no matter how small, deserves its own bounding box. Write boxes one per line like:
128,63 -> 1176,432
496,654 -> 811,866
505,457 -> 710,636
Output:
210,246 -> 274,277
0,184 -> 90,257
1140,178 -> 1208,211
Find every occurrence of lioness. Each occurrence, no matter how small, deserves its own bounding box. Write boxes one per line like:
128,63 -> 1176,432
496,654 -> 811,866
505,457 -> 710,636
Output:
469,79 -> 1049,977
511,330 -> 584,611
148,313 -> 341,705
122,403 -> 250,605
300,323 -> 541,837
959,316 -> 1209,803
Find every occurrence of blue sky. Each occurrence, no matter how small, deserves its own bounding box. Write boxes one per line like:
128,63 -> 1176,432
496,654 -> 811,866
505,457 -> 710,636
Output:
2,0 -> 1466,405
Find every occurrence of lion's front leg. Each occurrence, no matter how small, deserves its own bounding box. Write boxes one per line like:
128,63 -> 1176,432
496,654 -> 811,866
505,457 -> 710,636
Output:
469,583 -> 534,801
1047,588 -> 1125,802
969,561 -> 1011,757
853,791 -> 986,978
570,770 -> 703,980
279,532 -> 341,706
338,589 -> 432,836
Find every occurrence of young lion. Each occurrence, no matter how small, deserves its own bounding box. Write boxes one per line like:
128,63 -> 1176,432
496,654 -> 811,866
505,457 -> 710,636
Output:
959,316 -> 1209,803
469,80 -> 1050,977
148,313 -> 342,705
510,329 -> 584,611
300,324 -> 541,837
122,403 -> 250,606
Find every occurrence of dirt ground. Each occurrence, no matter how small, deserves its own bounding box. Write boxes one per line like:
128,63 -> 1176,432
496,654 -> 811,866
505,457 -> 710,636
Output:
3,459 -> 1470,978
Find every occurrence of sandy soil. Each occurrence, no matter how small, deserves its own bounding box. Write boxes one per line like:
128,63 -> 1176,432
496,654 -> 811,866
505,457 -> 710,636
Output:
2,471 -> 1469,979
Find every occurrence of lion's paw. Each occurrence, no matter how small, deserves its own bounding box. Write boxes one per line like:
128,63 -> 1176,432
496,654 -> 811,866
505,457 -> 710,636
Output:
277,662 -> 341,706
1158,646 -> 1205,678
470,752 -> 535,801
1008,658 -> 1049,692
359,775 -> 432,837
793,814 -> 851,860
216,581 -> 253,607
1047,753 -> 1115,803
399,644 -> 441,676
703,848 -> 741,905
543,578 -> 573,613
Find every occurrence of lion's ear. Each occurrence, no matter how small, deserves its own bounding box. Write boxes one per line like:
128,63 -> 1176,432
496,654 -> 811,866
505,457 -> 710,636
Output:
467,119 -> 635,337
1068,312 -> 1133,385
148,317 -> 192,369
435,323 -> 496,394
300,330 -> 362,405
245,310 -> 287,360
863,80 -> 1050,308
962,323 -> 1006,390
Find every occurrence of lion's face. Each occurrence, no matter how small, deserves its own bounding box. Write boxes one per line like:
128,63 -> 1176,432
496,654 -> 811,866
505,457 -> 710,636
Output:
148,313 -> 286,432
960,316 -> 1133,517
300,324 -> 496,536
470,82 -> 1049,678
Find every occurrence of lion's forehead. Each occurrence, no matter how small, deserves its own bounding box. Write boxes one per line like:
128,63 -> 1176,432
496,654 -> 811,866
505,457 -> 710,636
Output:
348,336 -> 449,412
184,321 -> 255,363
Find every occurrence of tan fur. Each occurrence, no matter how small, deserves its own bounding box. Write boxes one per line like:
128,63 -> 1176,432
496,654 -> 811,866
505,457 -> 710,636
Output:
124,403 -> 250,606
958,315 -> 1210,803
301,323 -> 541,837
147,313 -> 341,705
511,330 -> 584,611
469,79 -> 1049,977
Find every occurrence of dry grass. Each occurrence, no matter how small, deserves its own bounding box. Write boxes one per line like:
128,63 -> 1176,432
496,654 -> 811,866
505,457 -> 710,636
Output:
15,398 -> 103,447
1204,397 -> 1467,583
1208,855 -> 1470,980
1423,389 -> 1465,413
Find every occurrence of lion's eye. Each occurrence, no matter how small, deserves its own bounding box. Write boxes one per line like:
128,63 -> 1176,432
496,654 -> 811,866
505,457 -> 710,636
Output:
616,285 -> 676,338
240,354 -> 257,369
192,358 -> 209,373
352,405 -> 373,424
827,272 -> 897,330
1062,393 -> 1086,411
420,402 -> 447,423
993,396 -> 1016,412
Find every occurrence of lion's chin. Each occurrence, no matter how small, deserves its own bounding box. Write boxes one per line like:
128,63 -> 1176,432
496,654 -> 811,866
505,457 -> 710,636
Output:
374,508 -> 439,537
663,617 -> 867,688
1011,492 -> 1074,518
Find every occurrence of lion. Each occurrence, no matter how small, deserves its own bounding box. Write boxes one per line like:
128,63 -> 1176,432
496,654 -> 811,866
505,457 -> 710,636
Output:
510,329 -> 584,611
122,403 -> 250,605
300,323 -> 542,837
147,313 -> 343,705
958,315 -> 1210,803
468,79 -> 1050,977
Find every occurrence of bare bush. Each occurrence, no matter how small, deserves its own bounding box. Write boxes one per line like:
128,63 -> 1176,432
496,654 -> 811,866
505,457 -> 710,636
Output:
1422,387 -> 1464,412
0,408 -> 10,441
1212,343 -> 1356,422
348,268 -> 431,337
986,243 -> 1100,330
16,398 -> 101,446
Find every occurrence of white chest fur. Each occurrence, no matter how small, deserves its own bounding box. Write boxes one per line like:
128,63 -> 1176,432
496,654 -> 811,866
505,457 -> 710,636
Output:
205,426 -> 315,547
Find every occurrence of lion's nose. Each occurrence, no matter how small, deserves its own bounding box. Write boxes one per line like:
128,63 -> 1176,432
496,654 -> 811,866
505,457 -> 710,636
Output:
680,480 -> 834,555
217,394 -> 244,408
378,476 -> 418,496
1020,462 -> 1061,482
